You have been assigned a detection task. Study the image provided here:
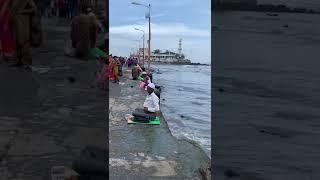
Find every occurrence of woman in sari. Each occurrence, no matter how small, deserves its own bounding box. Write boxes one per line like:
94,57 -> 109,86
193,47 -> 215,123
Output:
109,56 -> 115,82
9,0 -> 36,68
0,0 -> 16,63
112,57 -> 120,83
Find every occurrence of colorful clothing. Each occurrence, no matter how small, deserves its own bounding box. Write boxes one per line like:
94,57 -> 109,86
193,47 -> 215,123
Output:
10,0 -> 36,65
0,0 -> 16,58
109,57 -> 115,81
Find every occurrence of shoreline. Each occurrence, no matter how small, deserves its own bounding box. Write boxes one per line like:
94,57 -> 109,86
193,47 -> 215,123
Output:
213,4 -> 320,14
151,62 -> 211,66
109,68 -> 211,179
155,69 -> 211,159
160,108 -> 211,159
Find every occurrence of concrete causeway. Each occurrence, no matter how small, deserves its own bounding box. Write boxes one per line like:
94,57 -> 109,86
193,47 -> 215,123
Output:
0,18 -> 107,179
109,69 -> 211,180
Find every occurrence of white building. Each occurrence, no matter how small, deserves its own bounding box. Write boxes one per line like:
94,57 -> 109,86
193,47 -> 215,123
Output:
137,48 -> 191,64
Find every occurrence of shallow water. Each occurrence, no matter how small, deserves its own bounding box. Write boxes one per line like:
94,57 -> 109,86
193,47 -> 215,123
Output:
152,64 -> 211,158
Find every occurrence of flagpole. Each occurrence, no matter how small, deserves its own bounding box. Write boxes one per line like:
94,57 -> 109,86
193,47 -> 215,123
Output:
147,4 -> 151,74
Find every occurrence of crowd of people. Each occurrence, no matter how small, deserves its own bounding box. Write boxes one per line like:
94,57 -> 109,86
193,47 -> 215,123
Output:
108,55 -> 126,83
0,0 -> 106,71
42,0 -> 98,19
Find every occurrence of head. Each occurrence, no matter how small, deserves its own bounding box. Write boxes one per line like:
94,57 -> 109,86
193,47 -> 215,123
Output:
142,71 -> 147,77
86,7 -> 93,15
147,83 -> 155,94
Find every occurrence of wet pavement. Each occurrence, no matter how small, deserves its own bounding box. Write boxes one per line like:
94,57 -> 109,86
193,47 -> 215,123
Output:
109,69 -> 211,180
0,19 -> 107,179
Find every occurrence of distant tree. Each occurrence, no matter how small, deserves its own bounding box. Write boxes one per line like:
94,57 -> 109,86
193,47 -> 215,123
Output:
154,49 -> 161,53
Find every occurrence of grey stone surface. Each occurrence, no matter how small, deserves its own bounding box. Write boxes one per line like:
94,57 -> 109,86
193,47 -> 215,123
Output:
0,19 -> 107,179
109,70 -> 210,180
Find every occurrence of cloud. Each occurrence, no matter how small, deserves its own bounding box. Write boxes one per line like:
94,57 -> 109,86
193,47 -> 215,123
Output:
109,0 -> 211,63
109,22 -> 210,38
151,0 -> 194,7
126,13 -> 167,22
109,25 -> 211,63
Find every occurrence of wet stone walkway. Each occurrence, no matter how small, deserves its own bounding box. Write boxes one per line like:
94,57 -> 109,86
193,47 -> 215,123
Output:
109,69 -> 210,180
0,21 -> 107,179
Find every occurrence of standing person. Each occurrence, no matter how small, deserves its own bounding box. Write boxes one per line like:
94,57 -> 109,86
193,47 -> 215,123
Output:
9,0 -> 36,69
117,58 -> 122,77
0,0 -> 16,63
109,55 -> 115,82
68,0 -> 78,18
112,56 -> 120,83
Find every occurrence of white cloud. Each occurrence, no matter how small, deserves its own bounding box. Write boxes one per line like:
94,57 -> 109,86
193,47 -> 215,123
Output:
110,22 -> 210,37
126,13 -> 167,22
109,22 -> 211,63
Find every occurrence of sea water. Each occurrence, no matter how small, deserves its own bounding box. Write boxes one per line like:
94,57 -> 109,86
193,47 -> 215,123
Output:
153,64 -> 211,158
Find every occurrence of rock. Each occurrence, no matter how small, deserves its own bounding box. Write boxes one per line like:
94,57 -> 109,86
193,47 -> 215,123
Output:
224,169 -> 240,177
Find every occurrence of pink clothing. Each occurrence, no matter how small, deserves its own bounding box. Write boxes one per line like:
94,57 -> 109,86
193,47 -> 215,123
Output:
101,63 -> 108,81
139,82 -> 146,89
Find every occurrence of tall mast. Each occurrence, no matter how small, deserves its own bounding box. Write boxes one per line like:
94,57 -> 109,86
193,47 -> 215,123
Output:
178,38 -> 182,56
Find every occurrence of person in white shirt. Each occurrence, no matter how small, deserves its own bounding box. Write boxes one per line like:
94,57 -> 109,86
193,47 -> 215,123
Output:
143,83 -> 160,113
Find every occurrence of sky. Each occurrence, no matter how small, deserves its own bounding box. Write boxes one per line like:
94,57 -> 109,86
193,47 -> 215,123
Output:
109,0 -> 211,63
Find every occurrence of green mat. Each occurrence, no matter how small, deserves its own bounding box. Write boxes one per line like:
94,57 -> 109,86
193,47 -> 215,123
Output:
137,76 -> 143,81
128,117 -> 161,125
89,47 -> 107,59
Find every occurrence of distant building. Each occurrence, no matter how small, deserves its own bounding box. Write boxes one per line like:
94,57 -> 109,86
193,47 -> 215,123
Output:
135,39 -> 191,64
137,48 -> 191,64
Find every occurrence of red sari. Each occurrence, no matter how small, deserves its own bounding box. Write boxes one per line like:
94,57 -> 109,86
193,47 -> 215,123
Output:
0,0 -> 16,57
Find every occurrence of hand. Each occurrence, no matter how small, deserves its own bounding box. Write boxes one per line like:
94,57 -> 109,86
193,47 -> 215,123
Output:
144,107 -> 148,112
